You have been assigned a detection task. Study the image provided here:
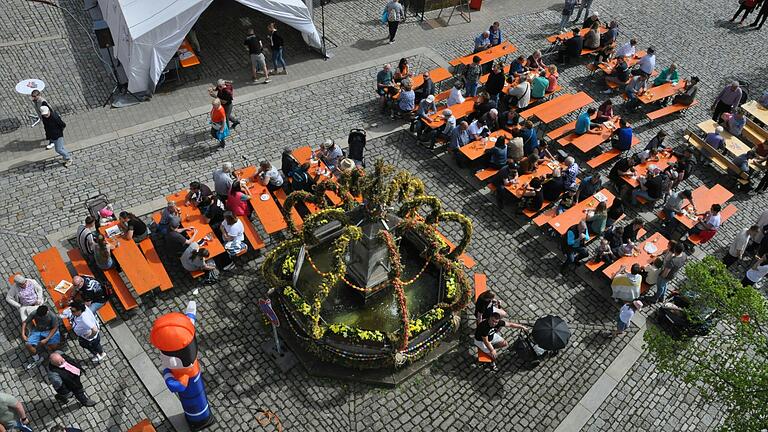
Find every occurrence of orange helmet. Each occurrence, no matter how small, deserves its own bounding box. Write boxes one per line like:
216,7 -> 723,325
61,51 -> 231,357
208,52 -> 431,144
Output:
150,312 -> 197,366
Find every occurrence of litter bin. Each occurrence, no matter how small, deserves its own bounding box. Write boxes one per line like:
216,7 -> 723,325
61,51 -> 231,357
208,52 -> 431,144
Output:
469,0 -> 482,10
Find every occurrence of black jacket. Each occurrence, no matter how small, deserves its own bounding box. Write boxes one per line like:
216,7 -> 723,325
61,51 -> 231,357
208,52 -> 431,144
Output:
48,354 -> 85,392
42,111 -> 66,140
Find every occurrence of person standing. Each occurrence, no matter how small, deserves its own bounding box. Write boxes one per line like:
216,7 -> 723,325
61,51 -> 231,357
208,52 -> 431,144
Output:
652,242 -> 687,303
209,80 -> 239,129
0,393 -> 31,432
742,255 -> 768,286
731,0 -> 760,24
385,0 -> 405,44
6,274 -> 44,321
750,0 -> 768,29
613,300 -> 643,337
573,0 -> 595,24
39,105 -> 71,167
724,225 -> 759,267
61,301 -> 106,362
22,305 -> 61,369
559,0 -> 578,32
46,352 -> 97,407
712,81 -> 743,121
209,99 -> 229,148
463,56 -> 482,97
31,89 -> 53,148
267,22 -> 287,74
488,21 -> 503,46
244,29 -> 270,83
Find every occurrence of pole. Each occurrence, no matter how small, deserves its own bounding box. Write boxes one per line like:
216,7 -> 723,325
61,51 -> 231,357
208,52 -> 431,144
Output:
321,0 -> 328,60
272,324 -> 282,355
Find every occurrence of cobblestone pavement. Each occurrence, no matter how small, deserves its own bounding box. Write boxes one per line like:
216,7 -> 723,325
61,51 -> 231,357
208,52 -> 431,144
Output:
1,0 -> 768,430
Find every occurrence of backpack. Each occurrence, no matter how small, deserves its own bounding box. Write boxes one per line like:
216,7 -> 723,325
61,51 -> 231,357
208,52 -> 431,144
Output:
290,170 -> 312,192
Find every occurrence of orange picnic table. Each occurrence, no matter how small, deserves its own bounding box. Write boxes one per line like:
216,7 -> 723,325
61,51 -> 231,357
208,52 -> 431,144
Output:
410,67 -> 453,88
547,189 -> 615,235
459,130 -> 512,160
98,222 -> 159,295
530,91 -> 594,124
674,184 -> 733,229
621,151 -> 678,188
558,116 -> 620,153
165,191 -> 226,256
638,80 -> 687,105
546,26 -> 608,44
178,39 -> 200,68
291,146 -> 344,206
32,247 -> 73,311
423,97 -> 476,129
602,232 -> 669,278
449,41 -> 517,67
596,51 -> 646,75
127,419 -> 157,432
505,159 -> 562,199
233,167 -> 289,234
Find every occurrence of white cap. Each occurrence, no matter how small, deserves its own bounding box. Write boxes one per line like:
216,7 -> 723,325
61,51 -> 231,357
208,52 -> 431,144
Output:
715,126 -> 724,133
426,95 -> 435,103
39,105 -> 50,115
217,79 -> 226,86
323,138 -> 335,148
592,11 -> 599,17
13,274 -> 25,284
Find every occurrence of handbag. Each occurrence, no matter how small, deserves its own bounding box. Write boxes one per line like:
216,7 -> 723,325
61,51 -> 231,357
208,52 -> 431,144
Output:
216,123 -> 230,141
380,8 -> 389,24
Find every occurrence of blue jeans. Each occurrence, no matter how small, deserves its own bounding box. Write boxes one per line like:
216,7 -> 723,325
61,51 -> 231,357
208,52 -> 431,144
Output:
12,421 -> 33,432
52,137 -> 70,160
79,333 -> 103,356
272,48 -> 286,70
465,81 -> 479,97
654,277 -> 670,302
89,302 -> 105,313
559,13 -> 572,31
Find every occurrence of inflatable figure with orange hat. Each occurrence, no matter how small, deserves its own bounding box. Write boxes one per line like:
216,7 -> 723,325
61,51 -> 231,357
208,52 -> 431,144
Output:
149,301 -> 214,430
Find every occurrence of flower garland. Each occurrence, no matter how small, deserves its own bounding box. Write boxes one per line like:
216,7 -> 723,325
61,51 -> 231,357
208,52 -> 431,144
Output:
384,170 -> 425,206
301,208 -> 349,246
438,211 -> 474,260
379,230 -> 410,352
396,195 -> 443,224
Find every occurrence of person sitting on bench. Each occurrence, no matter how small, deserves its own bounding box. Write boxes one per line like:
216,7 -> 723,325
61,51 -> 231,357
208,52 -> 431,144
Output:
557,28 -> 584,64
624,74 -> 649,111
611,118 -> 634,151
595,99 -> 614,122
575,107 -> 602,134
687,204 -> 722,241
475,290 -> 508,324
671,76 -> 700,106
604,56 -> 631,90
474,312 -> 529,370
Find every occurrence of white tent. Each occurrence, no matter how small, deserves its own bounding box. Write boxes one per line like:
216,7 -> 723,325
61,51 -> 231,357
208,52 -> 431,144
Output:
97,0 -> 322,93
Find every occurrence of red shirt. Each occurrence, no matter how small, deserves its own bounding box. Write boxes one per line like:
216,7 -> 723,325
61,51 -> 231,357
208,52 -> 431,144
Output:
210,106 -> 226,124
226,192 -> 249,216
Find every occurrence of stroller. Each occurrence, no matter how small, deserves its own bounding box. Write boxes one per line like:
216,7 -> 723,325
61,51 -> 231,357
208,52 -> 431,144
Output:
347,128 -> 366,168
85,194 -> 115,228
657,293 -> 717,338
512,332 -> 549,368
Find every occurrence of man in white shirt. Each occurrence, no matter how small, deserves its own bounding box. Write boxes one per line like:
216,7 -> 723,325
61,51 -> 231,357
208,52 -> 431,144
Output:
689,204 -> 722,239
633,47 -> 656,76
508,75 -> 532,109
466,119 -> 488,141
256,160 -> 284,191
221,211 -> 247,256
320,139 -> 343,171
446,82 -> 465,106
742,256 -> 768,287
723,225 -> 759,267
614,39 -> 638,59
61,301 -> 105,362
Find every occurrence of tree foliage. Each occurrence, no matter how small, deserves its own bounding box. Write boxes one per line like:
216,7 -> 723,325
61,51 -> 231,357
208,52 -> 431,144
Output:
644,256 -> 768,431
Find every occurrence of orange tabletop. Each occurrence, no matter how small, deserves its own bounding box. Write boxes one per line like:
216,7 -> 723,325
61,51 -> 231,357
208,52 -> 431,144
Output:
423,97 -> 476,129
98,222 -> 159,295
306,161 -> 343,205
603,232 -> 669,278
639,80 -> 687,104
178,39 -> 200,68
546,26 -> 608,44
291,146 -> 344,205
597,51 -> 647,74
534,91 -> 594,124
127,419 -> 157,432
166,191 -> 226,256
674,184 -> 733,229
449,41 -> 517,66
32,247 -> 73,310
233,167 -> 289,234
459,130 -> 512,160
558,116 -> 621,153
520,93 -> 575,120
410,67 -> 453,88
505,159 -> 562,199
621,151 -> 677,188
547,189 -> 615,235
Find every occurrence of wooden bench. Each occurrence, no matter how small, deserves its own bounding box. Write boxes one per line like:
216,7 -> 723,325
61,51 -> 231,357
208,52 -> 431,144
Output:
688,204 -> 737,245
138,239 -> 173,291
584,258 -> 605,272
521,201 -> 552,218
532,208 -> 558,226
103,268 -> 138,311
473,273 -> 493,364
435,230 -> 476,268
646,101 -> 698,121
127,418 -> 157,432
474,168 -> 499,181
586,136 -> 641,168
65,249 -> 118,323
685,132 -> 750,185
742,117 -> 768,147
272,188 -> 303,229
237,215 -> 265,252
530,85 -> 564,104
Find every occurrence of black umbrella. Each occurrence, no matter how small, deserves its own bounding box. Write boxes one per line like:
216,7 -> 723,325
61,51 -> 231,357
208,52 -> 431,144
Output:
531,315 -> 571,351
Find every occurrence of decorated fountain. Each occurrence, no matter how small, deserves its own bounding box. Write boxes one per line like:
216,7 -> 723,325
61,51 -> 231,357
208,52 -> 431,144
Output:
262,160 -> 473,377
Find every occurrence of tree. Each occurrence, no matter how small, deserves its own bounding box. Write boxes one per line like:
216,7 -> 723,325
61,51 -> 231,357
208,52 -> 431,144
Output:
644,256 -> 768,432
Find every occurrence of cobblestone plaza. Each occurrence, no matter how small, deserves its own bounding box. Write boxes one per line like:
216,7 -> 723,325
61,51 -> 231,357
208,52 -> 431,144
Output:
0,0 -> 766,430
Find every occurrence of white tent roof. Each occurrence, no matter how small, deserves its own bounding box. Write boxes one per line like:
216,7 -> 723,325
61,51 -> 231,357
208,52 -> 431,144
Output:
98,0 -> 321,93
